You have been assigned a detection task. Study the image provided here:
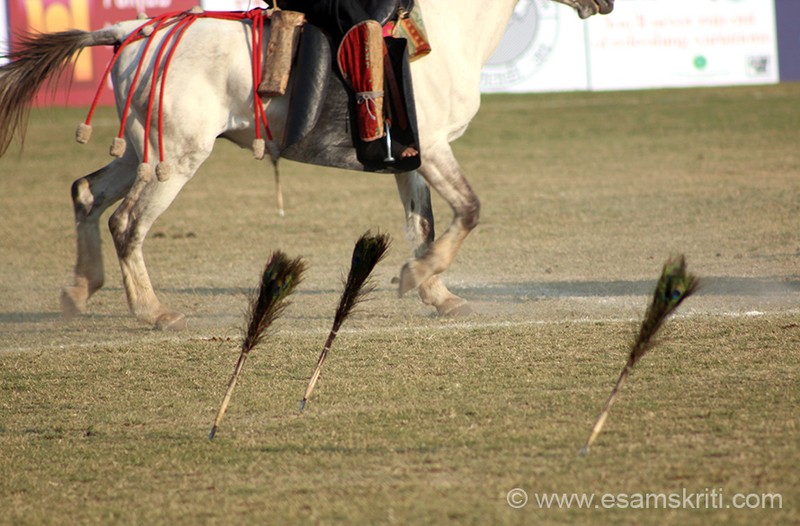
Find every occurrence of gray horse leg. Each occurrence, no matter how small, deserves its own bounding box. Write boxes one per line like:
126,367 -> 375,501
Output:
61,151 -> 138,318
395,170 -> 471,316
397,142 -> 480,302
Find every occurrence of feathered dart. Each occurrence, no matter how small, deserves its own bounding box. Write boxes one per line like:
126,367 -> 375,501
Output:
580,255 -> 700,456
209,251 -> 306,440
299,231 -> 391,411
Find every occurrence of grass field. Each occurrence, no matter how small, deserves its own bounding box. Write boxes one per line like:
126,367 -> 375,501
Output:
1,84 -> 798,524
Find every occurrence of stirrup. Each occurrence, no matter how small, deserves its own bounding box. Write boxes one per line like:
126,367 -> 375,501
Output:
384,123 -> 395,163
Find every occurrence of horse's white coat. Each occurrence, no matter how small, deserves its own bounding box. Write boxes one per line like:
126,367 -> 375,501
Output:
56,0 -> 611,328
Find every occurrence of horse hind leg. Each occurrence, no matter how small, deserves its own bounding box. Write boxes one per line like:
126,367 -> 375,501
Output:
61,154 -> 138,318
395,171 -> 472,316
108,147 -> 211,330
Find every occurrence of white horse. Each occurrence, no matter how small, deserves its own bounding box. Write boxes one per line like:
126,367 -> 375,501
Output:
0,0 -> 613,329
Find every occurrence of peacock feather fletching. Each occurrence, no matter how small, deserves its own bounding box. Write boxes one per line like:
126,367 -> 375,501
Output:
580,255 -> 699,456
209,251 -> 306,440
300,231 -> 391,411
241,252 -> 307,354
629,254 -> 700,367
334,231 -> 392,331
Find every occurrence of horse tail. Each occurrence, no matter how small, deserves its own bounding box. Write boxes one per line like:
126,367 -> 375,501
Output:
0,28 -> 120,157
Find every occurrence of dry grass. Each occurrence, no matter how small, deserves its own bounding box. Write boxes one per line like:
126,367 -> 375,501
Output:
1,84 -> 799,524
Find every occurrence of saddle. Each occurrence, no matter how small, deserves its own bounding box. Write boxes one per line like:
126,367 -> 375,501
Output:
271,1 -> 425,173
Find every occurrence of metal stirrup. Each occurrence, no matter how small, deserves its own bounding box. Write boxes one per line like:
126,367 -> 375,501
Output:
384,122 -> 395,163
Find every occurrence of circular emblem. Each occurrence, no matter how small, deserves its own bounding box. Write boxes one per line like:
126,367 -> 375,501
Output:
480,0 -> 561,90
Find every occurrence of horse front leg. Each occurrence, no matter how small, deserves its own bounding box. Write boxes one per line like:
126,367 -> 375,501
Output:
61,154 -> 137,318
397,143 -> 480,305
395,171 -> 472,316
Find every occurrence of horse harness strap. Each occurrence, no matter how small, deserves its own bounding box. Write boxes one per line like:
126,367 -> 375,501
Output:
79,8 -> 276,180
77,6 -> 429,176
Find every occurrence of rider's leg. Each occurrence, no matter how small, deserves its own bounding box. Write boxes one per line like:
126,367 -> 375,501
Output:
337,20 -> 418,161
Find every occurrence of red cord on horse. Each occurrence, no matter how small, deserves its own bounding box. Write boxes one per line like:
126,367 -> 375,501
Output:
78,9 -> 274,178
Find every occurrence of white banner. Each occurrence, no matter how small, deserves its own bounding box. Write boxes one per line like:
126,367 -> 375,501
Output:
1,1 -> 8,66
201,0 -> 268,11
481,0 -> 589,93
587,0 -> 779,90
482,0 -> 779,93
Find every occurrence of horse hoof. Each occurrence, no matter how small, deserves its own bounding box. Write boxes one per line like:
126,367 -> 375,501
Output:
155,311 -> 187,331
436,298 -> 472,317
60,287 -> 88,320
398,261 -> 424,296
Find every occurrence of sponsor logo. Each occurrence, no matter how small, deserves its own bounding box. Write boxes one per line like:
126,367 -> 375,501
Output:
481,0 -> 561,89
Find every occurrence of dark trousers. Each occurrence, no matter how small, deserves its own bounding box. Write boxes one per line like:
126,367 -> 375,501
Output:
276,0 -> 371,41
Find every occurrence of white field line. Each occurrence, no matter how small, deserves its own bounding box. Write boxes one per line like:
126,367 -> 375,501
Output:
1,309 -> 797,355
